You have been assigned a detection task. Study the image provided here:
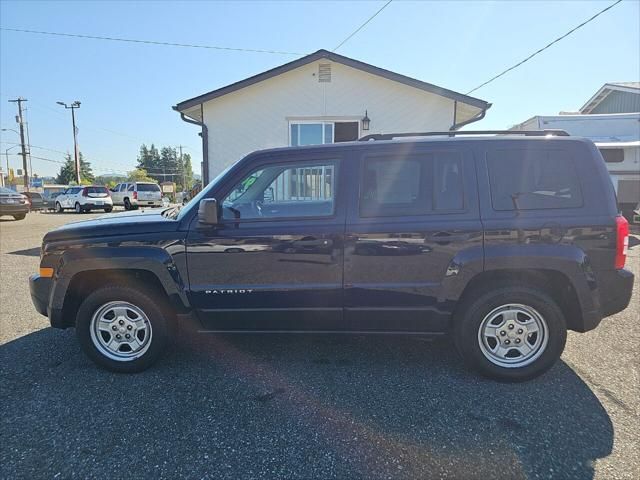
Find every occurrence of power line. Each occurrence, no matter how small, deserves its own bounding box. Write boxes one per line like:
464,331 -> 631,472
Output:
0,27 -> 305,56
333,0 -> 393,51
466,0 -> 623,95
0,141 -> 68,155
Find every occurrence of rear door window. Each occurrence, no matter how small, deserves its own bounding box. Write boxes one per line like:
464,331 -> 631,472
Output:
487,149 -> 583,210
359,151 -> 465,217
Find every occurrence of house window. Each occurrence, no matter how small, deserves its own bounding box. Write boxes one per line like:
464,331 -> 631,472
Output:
290,121 -> 360,146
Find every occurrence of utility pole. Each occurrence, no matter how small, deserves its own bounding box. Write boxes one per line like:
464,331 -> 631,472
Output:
8,98 -> 29,191
57,101 -> 81,183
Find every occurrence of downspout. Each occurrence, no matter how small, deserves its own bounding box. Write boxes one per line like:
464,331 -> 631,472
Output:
174,105 -> 209,185
449,102 -> 492,131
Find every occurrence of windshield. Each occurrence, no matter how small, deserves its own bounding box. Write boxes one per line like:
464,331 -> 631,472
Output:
171,162 -> 237,221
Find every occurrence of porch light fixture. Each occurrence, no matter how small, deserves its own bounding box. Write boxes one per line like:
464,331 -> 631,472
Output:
361,110 -> 371,131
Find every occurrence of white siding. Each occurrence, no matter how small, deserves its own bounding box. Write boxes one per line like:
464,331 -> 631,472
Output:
202,61 -> 462,177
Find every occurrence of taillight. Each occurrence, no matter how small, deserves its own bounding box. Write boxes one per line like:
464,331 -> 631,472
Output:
82,187 -> 88,197
133,191 -> 138,200
615,215 -> 629,269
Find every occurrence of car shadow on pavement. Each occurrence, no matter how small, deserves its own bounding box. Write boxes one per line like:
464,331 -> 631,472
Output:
7,247 -> 41,257
0,328 -> 612,480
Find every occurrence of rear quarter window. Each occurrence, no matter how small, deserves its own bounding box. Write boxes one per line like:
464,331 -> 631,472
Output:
487,149 -> 583,211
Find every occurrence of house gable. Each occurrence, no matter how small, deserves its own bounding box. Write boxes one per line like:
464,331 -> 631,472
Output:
580,82 -> 640,114
174,49 -> 490,120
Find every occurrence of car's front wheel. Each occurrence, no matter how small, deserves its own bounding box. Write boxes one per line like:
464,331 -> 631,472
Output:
453,285 -> 567,382
76,285 -> 171,373
13,214 -> 26,220
55,202 -> 63,213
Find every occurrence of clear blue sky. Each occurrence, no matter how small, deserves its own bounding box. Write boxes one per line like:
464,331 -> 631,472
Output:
1,0 -> 638,178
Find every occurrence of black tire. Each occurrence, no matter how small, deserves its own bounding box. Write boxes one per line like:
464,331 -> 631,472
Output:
453,285 -> 567,382
12,214 -> 26,220
76,285 -> 171,373
75,202 -> 83,214
55,202 -> 63,213
124,198 -> 131,211
104,206 -> 113,213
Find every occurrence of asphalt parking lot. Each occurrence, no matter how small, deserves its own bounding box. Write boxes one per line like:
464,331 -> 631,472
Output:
0,211 -> 638,479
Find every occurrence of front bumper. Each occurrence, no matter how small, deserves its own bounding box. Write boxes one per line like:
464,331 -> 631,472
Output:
29,274 -> 66,328
29,274 -> 51,317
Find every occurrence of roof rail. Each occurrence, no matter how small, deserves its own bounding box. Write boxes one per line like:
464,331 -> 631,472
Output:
358,129 -> 570,141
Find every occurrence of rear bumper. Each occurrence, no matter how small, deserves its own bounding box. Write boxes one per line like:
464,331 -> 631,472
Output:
600,268 -> 634,318
580,268 -> 634,332
83,202 -> 113,210
0,205 -> 29,215
132,200 -> 163,207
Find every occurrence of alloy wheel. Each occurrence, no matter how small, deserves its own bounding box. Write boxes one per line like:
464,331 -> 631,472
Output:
89,301 -> 153,361
477,303 -> 548,368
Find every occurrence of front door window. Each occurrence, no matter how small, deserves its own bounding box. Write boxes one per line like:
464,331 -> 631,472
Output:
222,161 -> 338,220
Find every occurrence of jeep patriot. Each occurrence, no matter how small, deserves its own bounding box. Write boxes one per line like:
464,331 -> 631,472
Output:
29,131 -> 634,381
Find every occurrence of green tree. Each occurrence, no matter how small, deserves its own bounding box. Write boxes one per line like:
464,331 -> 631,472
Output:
136,144 -> 161,178
181,153 -> 194,191
127,168 -> 155,182
95,174 -> 126,188
55,152 -> 94,184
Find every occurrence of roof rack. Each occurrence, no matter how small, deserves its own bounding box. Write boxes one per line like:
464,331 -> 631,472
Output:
358,129 -> 570,141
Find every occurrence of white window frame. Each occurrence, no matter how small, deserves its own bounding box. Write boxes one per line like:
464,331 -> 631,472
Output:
289,121 -> 334,147
288,118 -> 362,147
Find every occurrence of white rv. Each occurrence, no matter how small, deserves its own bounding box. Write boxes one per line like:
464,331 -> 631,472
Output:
512,113 -> 640,220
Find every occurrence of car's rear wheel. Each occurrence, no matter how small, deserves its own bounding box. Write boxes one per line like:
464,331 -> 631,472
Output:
453,286 -> 567,382
124,198 -> 131,210
104,206 -> 113,213
75,202 -> 83,214
55,202 -> 63,213
13,214 -> 26,220
76,285 -> 171,373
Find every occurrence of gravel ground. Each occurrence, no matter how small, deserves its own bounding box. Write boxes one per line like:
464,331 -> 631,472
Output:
0,211 -> 638,479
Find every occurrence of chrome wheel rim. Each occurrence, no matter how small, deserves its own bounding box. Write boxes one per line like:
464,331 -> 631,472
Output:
75,203 -> 81,213
477,303 -> 548,368
89,301 -> 152,361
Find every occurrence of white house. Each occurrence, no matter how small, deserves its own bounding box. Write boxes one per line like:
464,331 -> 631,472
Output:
174,49 -> 491,183
511,82 -> 640,217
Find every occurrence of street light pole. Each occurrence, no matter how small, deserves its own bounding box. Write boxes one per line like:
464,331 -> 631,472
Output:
1,128 -> 20,186
57,101 -> 81,184
8,98 -> 29,191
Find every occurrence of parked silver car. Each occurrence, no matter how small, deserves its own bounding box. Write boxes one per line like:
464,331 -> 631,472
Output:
111,182 -> 162,210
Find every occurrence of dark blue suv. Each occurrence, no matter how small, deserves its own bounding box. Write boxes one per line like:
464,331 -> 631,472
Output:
29,131 -> 634,381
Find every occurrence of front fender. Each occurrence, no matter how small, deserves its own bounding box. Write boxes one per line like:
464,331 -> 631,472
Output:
49,246 -> 190,315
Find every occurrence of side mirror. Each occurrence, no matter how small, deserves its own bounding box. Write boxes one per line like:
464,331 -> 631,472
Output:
198,198 -> 219,225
